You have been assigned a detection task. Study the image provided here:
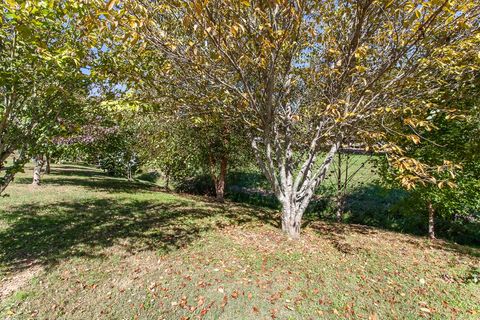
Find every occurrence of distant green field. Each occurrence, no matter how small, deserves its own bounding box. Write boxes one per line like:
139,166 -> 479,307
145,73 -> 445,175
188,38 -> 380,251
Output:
0,163 -> 478,319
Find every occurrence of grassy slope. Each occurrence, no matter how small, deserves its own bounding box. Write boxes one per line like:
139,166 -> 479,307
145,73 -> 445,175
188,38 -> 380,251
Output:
0,164 -> 478,319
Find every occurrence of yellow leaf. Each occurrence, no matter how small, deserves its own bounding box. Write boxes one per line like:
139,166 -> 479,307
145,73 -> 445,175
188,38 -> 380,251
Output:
447,181 -> 457,188
407,134 -> 420,144
355,65 -> 367,73
240,0 -> 250,7
106,0 -> 117,11
230,25 -> 239,36
415,9 -> 422,19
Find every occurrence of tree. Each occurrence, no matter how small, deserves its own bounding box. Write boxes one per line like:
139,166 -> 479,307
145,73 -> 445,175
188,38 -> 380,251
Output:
52,103 -> 131,172
90,7 -> 252,201
379,34 -> 480,240
107,0 -> 480,238
135,105 -> 251,201
0,0 -> 91,194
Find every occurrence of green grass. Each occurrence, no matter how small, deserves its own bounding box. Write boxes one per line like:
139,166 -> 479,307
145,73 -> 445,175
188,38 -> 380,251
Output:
0,163 -> 479,319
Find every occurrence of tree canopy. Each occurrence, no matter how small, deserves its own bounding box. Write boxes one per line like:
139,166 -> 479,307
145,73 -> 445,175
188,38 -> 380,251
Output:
99,0 -> 480,237
0,0 -> 91,192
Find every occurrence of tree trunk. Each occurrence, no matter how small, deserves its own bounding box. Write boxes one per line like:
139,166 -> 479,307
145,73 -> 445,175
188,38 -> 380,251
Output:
165,170 -> 170,191
428,201 -> 435,239
0,171 -> 15,195
335,196 -> 344,222
281,199 -> 302,239
251,134 -> 341,239
0,149 -> 12,170
336,152 -> 343,222
45,154 -> 51,174
0,151 -> 27,195
127,162 -> 132,181
209,153 -> 228,203
214,156 -> 227,202
32,156 -> 45,186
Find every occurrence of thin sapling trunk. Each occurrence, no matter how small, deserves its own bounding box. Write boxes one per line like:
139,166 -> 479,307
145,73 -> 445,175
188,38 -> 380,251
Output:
45,154 -> 51,174
428,201 -> 436,239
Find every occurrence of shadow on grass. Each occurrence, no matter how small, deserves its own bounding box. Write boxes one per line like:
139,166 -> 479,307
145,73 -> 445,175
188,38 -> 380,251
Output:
0,196 -> 276,273
307,215 -> 480,258
49,164 -> 107,178
343,184 -> 480,249
2,164 -> 477,273
14,164 -> 161,194
306,221 -> 379,254
1,164 -> 278,272
225,181 -> 479,257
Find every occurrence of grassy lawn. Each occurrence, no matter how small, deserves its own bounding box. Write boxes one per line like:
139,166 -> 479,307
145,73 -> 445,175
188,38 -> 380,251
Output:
0,164 -> 479,319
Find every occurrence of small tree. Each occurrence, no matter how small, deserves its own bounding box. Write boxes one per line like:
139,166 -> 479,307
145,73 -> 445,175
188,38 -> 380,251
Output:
0,0 -> 91,193
132,104 -> 251,201
380,34 -> 480,240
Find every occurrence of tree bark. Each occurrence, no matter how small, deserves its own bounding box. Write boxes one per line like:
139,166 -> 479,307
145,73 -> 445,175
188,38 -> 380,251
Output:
336,152 -> 343,222
127,162 -> 132,181
165,169 -> 170,191
252,136 -> 341,239
0,151 -> 27,195
0,149 -> 12,170
0,171 -> 15,194
281,199 -> 303,239
32,156 -> 45,186
213,155 -> 227,202
335,197 -> 343,222
428,201 -> 435,239
45,154 -> 51,174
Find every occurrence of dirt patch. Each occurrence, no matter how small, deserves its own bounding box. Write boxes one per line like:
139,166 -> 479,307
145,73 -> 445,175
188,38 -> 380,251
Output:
0,264 -> 43,300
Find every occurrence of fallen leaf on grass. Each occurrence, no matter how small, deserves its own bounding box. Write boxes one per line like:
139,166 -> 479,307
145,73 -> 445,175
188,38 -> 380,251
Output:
221,295 -> 228,308
200,301 -> 214,316
270,308 -> 278,319
420,307 -> 432,314
179,296 -> 187,307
